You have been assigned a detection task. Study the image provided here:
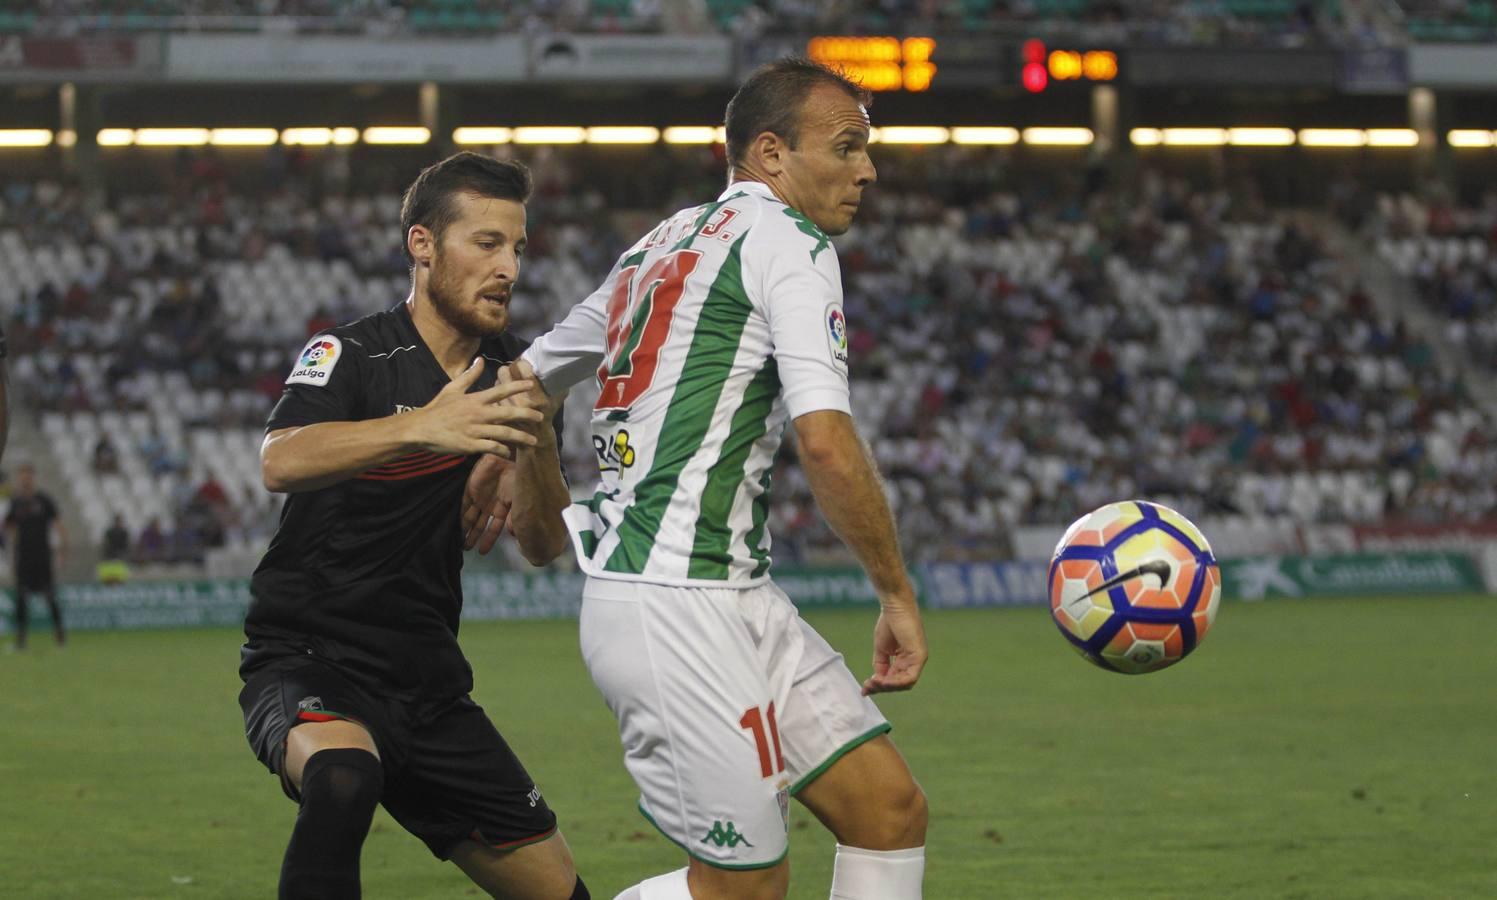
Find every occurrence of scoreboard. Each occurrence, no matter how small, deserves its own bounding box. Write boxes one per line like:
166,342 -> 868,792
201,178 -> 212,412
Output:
752,35 -> 1123,94
805,34 -> 1020,92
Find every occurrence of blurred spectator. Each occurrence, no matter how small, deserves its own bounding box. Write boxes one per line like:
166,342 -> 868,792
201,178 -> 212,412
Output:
98,513 -> 132,584
91,436 -> 119,475
135,517 -> 168,564
139,430 -> 183,475
102,514 -> 129,560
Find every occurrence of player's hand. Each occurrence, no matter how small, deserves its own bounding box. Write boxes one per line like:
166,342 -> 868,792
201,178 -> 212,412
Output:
497,360 -> 563,432
462,453 -> 515,554
863,605 -> 928,695
414,358 -> 545,457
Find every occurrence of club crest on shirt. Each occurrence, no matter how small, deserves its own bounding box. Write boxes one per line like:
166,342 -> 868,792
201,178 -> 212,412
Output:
287,335 -> 343,386
825,305 -> 849,366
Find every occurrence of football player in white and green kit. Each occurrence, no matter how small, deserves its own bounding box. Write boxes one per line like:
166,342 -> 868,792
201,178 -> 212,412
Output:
519,59 -> 928,900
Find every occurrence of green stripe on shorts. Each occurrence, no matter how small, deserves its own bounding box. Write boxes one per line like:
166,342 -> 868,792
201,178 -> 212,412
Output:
789,722 -> 893,796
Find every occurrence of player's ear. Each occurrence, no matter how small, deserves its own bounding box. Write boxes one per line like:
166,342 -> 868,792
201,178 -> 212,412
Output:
408,225 -> 435,268
753,130 -> 786,176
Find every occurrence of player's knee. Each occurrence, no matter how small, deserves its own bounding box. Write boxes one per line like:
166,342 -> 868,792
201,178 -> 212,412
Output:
899,781 -> 930,844
298,747 -> 383,822
867,779 -> 928,849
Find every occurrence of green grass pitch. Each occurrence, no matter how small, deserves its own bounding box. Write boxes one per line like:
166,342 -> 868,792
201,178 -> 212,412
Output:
2,595 -> 1494,899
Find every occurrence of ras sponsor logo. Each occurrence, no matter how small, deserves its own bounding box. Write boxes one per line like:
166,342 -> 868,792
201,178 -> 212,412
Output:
592,428 -> 638,474
286,335 -> 343,386
825,305 -> 849,365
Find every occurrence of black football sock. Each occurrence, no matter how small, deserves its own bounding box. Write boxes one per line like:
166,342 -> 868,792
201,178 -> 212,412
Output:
44,590 -> 64,645
279,748 -> 383,900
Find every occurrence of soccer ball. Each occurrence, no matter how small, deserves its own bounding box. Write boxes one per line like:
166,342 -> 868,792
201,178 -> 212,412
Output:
1049,501 -> 1221,674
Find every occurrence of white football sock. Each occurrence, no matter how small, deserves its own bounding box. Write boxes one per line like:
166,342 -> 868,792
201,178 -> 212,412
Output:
829,844 -> 925,899
614,867 -> 692,900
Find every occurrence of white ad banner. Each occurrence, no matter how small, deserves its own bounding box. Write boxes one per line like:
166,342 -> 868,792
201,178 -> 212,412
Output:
166,34 -> 527,83
530,34 -> 733,82
1409,44 -> 1497,89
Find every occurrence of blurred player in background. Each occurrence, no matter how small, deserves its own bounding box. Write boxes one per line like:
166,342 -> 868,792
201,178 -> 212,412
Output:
518,58 -> 928,900
0,320 -> 9,465
4,462 -> 67,651
238,152 -> 588,900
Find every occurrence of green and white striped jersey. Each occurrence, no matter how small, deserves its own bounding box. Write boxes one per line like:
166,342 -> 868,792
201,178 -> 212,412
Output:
522,181 -> 851,586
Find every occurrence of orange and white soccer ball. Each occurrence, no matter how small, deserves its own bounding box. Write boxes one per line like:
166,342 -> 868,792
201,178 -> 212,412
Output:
1049,501 -> 1221,674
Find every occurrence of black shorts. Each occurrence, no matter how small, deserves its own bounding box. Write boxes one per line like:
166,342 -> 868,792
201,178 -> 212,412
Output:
16,565 -> 54,593
239,653 -> 558,859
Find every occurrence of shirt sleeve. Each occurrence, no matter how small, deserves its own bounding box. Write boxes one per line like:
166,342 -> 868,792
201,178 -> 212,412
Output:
266,332 -> 366,431
521,257 -> 625,396
752,221 -> 852,420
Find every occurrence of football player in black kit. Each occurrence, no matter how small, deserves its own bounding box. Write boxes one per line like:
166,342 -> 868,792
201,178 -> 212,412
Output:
238,152 -> 589,900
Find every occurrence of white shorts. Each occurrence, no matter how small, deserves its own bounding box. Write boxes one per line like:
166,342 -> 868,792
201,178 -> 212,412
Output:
579,576 -> 890,869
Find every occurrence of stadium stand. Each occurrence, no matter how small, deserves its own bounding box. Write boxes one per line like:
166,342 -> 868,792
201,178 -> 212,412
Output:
3,144 -> 1493,570
1372,191 -> 1497,377
1397,0 -> 1497,41
0,0 -> 1380,42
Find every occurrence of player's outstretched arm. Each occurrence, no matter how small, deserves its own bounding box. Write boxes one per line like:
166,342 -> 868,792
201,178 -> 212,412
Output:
488,361 -> 571,565
793,409 -> 927,695
263,361 -> 543,493
519,258 -> 621,394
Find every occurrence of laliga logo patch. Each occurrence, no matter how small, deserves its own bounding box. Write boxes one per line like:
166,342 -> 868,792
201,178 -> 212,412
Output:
287,334 -> 343,386
825,305 -> 849,365
299,339 -> 337,368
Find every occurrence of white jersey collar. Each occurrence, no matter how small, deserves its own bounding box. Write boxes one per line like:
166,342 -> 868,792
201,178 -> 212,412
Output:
719,180 -> 785,205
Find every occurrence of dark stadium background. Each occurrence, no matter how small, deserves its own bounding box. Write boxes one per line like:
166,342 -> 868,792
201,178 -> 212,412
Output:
1,3 -> 1495,897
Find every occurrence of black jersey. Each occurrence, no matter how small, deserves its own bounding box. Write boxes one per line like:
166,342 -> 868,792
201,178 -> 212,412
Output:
243,301 -> 560,699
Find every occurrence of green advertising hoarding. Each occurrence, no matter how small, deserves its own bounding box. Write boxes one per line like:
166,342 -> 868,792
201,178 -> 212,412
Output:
1218,552 -> 1484,600
0,554 -> 1483,635
0,566 -> 885,634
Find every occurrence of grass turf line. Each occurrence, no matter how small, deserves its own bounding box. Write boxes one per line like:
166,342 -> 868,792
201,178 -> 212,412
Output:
1,595 -> 1494,898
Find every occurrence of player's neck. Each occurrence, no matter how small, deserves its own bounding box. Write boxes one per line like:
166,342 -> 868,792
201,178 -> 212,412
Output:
727,168 -> 793,208
405,294 -> 482,379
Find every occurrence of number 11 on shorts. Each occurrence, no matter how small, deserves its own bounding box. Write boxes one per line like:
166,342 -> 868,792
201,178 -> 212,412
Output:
739,703 -> 786,779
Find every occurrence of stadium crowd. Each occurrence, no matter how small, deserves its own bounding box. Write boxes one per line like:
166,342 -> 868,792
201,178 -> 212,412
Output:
9,0 -> 1392,45
2,144 -> 1493,568
1370,188 -> 1497,377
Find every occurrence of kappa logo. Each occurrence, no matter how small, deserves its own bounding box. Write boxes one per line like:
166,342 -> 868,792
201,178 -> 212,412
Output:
287,334 -> 344,386
700,820 -> 753,849
784,208 -> 830,262
826,305 -> 849,366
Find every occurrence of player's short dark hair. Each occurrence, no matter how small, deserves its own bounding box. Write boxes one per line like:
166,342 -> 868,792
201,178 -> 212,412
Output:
399,152 -> 532,266
724,56 -> 872,168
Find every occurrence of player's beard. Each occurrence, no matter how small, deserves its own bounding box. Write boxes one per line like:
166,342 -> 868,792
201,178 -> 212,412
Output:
428,251 -> 510,338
